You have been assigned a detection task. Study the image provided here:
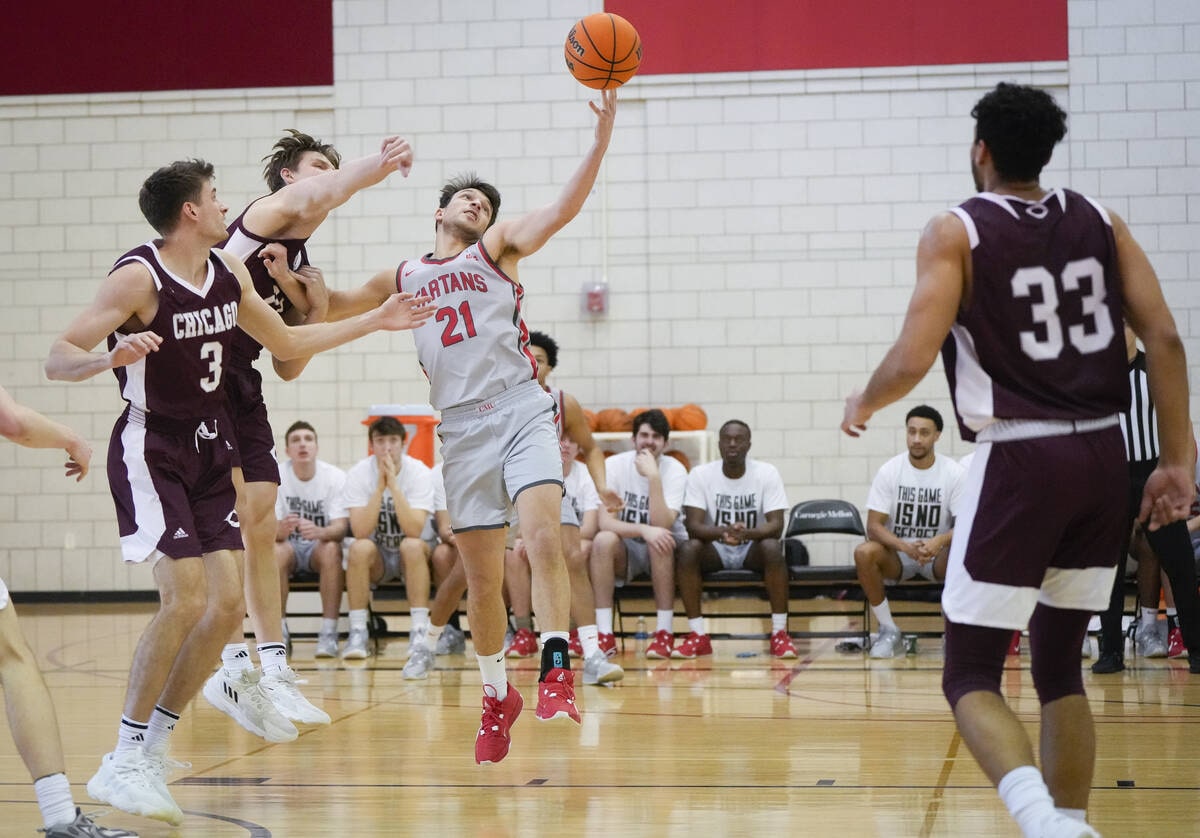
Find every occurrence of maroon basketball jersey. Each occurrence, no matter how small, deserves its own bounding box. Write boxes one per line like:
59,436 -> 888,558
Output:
108,242 -> 242,420
221,198 -> 310,368
940,189 -> 1128,441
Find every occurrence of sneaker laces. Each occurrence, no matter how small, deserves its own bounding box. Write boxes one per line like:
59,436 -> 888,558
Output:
479,688 -> 507,733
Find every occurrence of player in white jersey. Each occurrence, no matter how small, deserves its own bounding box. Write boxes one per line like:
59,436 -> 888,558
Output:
677,420 -> 792,659
0,386 -> 138,837
274,421 -> 347,661
854,406 -> 965,658
316,88 -> 619,764
592,409 -> 690,660
340,417 -> 435,659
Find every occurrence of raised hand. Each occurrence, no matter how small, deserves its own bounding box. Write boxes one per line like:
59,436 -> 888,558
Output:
379,135 -> 413,178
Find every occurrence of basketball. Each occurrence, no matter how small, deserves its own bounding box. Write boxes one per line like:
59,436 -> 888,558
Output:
564,13 -> 642,89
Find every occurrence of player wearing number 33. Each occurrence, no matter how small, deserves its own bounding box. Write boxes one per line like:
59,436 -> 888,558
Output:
841,83 -> 1192,838
319,88 -> 619,764
42,160 -> 433,824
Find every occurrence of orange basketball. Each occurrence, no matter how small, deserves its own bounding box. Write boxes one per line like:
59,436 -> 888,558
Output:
595,408 -> 632,433
564,12 -> 642,89
671,403 -> 708,431
583,408 -> 598,431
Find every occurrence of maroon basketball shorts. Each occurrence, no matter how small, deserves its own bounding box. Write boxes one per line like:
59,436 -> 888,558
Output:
108,407 -> 243,563
942,423 -> 1128,629
225,365 -> 281,485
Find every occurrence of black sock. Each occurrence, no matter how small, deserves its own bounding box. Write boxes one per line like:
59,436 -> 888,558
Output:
540,636 -> 569,680
448,612 -> 461,630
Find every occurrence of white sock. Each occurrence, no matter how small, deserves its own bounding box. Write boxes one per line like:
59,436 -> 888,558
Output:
772,613 -> 788,633
321,617 -> 338,635
33,773 -> 75,830
1141,606 -> 1158,627
116,715 -> 148,753
1055,807 -> 1087,822
411,607 -> 430,632
872,599 -> 896,631
997,765 -> 1057,838
257,642 -> 288,676
596,607 -> 613,635
688,617 -> 706,636
656,610 -> 674,634
578,624 -> 600,658
423,623 -> 442,652
477,650 -> 508,701
349,609 -> 369,632
144,704 -> 179,753
221,643 -> 254,674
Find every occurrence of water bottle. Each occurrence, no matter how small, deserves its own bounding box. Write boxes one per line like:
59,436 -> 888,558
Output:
635,616 -> 648,655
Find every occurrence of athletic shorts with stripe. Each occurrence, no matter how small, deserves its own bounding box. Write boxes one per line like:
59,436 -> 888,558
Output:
108,407 -> 244,563
942,425 -> 1128,630
438,380 -> 563,532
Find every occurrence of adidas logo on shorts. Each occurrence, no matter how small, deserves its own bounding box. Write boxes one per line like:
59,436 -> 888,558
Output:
173,527 -> 188,539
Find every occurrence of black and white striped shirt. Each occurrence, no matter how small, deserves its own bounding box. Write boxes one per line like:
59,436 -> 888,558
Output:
1119,351 -> 1158,463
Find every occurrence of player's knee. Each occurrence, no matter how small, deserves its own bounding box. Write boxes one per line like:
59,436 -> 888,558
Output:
941,620 -> 1008,709
854,541 -> 879,570
676,540 -> 704,570
1029,606 -> 1088,704
760,539 -> 784,567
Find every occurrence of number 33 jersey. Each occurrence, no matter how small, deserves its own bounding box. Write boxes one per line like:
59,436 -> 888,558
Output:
940,188 -> 1128,441
108,241 -> 241,420
397,241 -> 538,411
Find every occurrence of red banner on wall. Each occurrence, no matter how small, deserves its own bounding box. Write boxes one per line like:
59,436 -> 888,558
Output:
604,0 -> 1067,75
1,2 -> 333,97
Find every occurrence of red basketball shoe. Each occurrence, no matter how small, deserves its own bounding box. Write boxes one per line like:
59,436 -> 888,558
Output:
475,683 -> 523,765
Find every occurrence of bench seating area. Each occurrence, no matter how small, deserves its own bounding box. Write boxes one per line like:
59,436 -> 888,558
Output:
267,499 -> 948,651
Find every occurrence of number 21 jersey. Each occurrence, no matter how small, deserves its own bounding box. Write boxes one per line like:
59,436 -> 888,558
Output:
397,241 -> 538,411
940,189 -> 1127,441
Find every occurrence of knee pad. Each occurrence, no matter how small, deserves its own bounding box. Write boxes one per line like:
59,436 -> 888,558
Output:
1029,605 -> 1089,704
941,620 -> 1012,709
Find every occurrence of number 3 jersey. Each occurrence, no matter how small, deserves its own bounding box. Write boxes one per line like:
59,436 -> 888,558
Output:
396,241 -> 538,411
940,189 -> 1128,441
108,241 -> 241,420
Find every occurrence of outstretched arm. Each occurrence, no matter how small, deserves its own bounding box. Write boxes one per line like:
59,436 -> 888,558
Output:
45,262 -> 162,383
484,89 -> 617,267
220,251 -> 434,361
243,135 -> 414,240
0,385 -> 92,481
842,211 -> 967,436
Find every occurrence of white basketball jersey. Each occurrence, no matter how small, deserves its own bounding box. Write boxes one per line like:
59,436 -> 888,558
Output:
398,241 -> 538,410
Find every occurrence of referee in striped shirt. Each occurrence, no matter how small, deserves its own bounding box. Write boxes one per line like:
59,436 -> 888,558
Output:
1093,324 -> 1200,674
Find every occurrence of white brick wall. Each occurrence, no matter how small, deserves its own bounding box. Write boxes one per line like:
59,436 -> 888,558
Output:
0,0 -> 1197,587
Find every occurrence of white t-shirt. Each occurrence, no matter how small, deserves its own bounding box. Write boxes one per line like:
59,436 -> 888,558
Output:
866,452 -> 965,553
275,459 -> 348,547
605,449 -> 688,528
339,454 -> 435,551
683,459 -> 789,530
564,459 -> 601,523
420,462 -> 448,543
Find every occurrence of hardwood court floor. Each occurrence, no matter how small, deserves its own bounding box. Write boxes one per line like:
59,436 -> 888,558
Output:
3,602 -> 1199,837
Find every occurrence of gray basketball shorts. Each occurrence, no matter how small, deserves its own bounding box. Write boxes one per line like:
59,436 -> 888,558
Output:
438,380 -> 563,531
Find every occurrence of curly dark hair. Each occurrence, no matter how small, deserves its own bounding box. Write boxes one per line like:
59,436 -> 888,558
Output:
528,331 -> 559,369
971,83 -> 1067,182
262,130 -> 341,193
